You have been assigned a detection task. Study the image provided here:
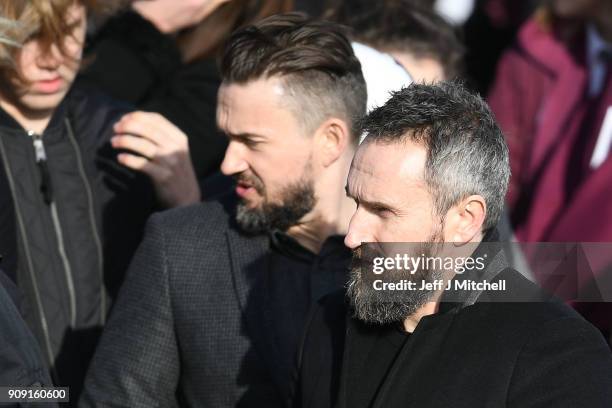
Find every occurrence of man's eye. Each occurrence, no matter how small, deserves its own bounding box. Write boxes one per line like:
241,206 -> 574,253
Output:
244,139 -> 260,147
372,206 -> 391,217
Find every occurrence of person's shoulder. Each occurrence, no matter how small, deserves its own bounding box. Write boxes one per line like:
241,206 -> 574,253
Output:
496,273 -> 612,405
149,193 -> 237,234
475,268 -> 581,319
468,268 -> 599,340
145,193 -> 266,249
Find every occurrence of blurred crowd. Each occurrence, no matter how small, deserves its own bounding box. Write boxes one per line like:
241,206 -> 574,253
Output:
1,0 -> 612,407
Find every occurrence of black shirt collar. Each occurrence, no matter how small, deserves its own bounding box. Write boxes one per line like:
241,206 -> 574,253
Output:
269,229 -> 349,263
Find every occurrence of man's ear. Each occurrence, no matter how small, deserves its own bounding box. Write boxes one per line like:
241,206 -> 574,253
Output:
313,118 -> 352,167
443,195 -> 486,243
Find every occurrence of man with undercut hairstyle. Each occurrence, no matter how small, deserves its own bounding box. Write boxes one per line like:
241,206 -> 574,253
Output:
295,82 -> 612,408
81,13 -> 367,408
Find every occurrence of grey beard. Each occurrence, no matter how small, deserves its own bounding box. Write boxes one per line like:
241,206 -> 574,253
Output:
235,177 -> 316,234
347,235 -> 444,326
347,263 -> 443,325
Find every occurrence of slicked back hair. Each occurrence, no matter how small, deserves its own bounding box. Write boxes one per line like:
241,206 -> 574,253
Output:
361,81 -> 510,232
220,12 -> 367,142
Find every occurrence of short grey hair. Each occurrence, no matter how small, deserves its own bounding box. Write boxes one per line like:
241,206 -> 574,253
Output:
360,81 -> 510,232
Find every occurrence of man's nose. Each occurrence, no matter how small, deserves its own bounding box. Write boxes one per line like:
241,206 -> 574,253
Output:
344,210 -> 372,249
220,141 -> 249,176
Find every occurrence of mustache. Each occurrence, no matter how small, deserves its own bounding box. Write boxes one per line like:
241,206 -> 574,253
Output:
233,172 -> 264,192
350,245 -> 382,271
351,243 -> 386,261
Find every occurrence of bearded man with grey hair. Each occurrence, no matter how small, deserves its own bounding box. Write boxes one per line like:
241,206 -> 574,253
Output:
294,82 -> 612,408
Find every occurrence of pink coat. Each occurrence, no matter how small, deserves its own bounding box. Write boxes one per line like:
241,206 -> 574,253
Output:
489,17 -> 612,337
489,17 -> 612,243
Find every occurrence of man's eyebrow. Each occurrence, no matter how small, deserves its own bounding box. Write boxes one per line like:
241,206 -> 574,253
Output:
345,185 -> 397,212
221,130 -> 267,141
361,198 -> 397,211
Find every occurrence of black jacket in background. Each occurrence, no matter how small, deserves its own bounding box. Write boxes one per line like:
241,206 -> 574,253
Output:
296,260 -> 612,408
77,11 -> 227,180
0,268 -> 55,399
0,87 -> 156,400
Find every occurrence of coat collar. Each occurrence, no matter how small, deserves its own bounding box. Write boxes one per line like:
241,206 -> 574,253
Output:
517,18 -> 589,182
0,91 -> 69,140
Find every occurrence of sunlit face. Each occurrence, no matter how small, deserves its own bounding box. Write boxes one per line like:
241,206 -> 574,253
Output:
344,139 -> 443,249
1,4 -> 86,115
217,76 -> 318,232
345,139 -> 448,324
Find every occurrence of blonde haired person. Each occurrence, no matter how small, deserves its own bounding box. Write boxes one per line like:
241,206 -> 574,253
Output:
0,0 -> 202,401
0,16 -> 55,394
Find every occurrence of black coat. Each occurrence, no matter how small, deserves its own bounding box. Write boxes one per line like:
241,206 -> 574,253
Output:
296,265 -> 612,408
0,268 -> 54,392
0,87 -> 156,399
81,195 -> 311,407
78,11 -> 227,180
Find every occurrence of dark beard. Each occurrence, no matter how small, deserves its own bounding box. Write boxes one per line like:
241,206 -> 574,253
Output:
347,231 -> 444,326
235,174 -> 316,234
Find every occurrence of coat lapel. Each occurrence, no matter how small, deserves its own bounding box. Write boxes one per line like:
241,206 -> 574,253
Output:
520,23 -> 587,181
225,228 -> 287,397
513,21 -> 588,241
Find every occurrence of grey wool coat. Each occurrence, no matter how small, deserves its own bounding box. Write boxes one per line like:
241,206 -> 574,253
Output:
81,194 -> 298,407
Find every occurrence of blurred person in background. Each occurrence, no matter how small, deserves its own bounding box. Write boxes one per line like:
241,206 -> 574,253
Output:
81,13 -> 366,408
351,42 -> 412,115
0,18 -> 53,393
489,0 -> 612,241
325,0 -> 465,83
488,0 -> 612,342
462,0 -> 537,94
0,0 -> 202,400
78,0 -> 292,181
